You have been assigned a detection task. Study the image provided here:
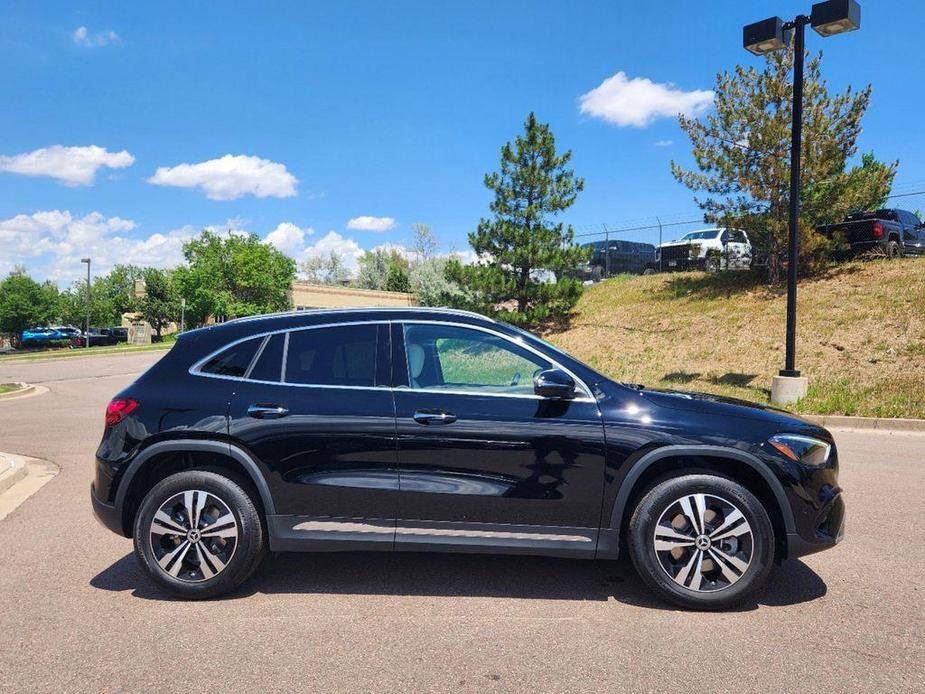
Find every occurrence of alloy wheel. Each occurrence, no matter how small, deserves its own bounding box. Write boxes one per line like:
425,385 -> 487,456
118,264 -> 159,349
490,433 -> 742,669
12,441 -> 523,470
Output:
652,493 -> 754,593
149,489 -> 239,582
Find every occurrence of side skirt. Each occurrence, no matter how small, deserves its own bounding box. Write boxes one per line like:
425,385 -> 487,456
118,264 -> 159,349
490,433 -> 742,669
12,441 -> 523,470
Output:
267,515 -> 599,559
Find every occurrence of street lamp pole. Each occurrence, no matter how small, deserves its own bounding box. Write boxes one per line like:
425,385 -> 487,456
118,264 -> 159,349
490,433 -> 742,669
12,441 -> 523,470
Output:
743,0 -> 861,404
81,258 -> 91,349
782,15 -> 807,377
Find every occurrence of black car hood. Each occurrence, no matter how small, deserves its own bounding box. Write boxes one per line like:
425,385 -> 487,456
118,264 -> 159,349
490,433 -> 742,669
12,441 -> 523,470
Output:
638,387 -> 821,430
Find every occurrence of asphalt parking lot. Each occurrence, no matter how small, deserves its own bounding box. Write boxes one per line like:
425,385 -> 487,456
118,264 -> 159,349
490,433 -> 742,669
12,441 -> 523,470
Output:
0,351 -> 922,693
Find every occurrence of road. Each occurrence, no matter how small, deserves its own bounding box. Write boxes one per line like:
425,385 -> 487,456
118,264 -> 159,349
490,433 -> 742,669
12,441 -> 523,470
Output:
0,352 -> 922,693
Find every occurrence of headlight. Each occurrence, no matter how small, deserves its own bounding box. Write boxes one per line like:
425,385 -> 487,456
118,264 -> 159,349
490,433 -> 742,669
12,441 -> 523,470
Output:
768,434 -> 831,467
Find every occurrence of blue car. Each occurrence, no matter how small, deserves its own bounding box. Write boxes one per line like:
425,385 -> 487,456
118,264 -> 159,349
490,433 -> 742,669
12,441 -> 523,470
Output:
21,327 -> 70,347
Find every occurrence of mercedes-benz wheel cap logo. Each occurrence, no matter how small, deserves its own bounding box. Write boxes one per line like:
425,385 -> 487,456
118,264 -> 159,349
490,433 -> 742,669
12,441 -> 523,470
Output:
695,535 -> 711,550
187,528 -> 202,543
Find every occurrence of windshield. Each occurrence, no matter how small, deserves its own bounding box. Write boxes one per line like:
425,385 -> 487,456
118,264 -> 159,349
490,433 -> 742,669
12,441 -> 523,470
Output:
680,230 -> 721,241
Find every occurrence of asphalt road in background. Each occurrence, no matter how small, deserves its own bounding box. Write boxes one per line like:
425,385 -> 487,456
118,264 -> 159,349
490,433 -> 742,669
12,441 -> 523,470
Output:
0,352 -> 922,693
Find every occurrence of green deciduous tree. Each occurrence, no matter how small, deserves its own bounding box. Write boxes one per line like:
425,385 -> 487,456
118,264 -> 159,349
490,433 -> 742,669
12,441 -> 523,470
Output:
447,113 -> 588,325
139,267 -> 178,339
357,248 -> 410,293
172,230 -> 296,325
672,47 -> 897,283
0,270 -> 59,345
299,252 -> 350,286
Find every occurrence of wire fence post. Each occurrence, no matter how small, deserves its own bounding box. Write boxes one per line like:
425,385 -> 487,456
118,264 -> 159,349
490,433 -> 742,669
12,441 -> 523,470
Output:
602,224 -> 610,278
656,216 -> 663,273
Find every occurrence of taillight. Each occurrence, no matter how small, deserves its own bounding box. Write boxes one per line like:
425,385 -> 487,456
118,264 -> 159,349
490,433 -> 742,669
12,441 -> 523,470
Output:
872,222 -> 884,239
105,398 -> 137,427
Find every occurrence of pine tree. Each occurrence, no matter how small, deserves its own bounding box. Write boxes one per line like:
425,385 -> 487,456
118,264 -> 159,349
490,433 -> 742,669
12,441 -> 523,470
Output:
449,113 -> 587,326
672,47 -> 896,283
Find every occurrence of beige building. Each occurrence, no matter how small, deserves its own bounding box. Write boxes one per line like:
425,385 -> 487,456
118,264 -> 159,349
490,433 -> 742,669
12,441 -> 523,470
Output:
288,282 -> 415,310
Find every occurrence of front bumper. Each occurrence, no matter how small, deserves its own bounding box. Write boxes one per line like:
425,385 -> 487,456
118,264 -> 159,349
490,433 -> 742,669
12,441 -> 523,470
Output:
91,484 -> 126,536
786,491 -> 845,559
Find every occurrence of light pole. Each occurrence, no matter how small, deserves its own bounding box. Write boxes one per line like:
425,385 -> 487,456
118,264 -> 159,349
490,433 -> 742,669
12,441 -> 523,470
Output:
81,258 -> 91,349
743,0 -> 860,404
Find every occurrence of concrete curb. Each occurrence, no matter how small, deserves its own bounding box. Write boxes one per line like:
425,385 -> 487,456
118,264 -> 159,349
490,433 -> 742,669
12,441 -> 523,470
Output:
0,453 -> 27,495
0,382 -> 34,400
803,414 -> 925,432
0,453 -> 59,522
0,383 -> 48,403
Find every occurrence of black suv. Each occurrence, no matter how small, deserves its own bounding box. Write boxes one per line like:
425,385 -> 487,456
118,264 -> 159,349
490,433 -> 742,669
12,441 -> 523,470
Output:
92,308 -> 844,609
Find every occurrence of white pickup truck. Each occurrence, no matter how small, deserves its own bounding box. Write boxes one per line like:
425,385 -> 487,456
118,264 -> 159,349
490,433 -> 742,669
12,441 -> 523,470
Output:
658,227 -> 752,271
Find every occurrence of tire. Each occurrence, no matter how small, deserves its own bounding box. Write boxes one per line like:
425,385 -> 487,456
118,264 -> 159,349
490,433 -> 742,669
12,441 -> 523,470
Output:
885,240 -> 902,259
133,470 -> 266,599
627,474 -> 774,610
705,257 -> 720,273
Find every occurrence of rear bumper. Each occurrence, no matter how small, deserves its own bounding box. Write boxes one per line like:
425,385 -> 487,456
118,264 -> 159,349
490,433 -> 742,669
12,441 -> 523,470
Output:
91,484 -> 126,536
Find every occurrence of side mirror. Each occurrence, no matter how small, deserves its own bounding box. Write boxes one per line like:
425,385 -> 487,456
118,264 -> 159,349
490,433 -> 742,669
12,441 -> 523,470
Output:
533,368 -> 576,400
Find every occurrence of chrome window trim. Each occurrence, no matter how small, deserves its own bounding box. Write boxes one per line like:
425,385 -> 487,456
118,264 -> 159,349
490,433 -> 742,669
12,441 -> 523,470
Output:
188,317 -> 595,402
243,335 -> 270,380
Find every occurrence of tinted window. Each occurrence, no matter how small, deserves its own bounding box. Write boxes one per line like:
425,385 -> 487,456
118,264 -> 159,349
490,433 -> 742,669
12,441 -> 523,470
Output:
248,333 -> 285,382
285,324 -> 378,387
200,337 -> 262,377
404,324 -> 550,394
728,230 -> 748,243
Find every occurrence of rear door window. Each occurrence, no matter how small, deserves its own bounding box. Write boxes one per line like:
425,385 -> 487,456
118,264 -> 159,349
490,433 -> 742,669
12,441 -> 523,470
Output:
248,333 -> 285,382
285,324 -> 378,387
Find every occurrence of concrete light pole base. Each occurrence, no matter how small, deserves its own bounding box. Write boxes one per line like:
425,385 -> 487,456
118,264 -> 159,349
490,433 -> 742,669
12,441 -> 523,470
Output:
771,375 -> 809,406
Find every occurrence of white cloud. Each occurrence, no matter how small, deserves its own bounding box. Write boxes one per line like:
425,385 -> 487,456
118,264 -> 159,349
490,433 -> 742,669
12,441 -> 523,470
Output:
654,139 -> 674,148
72,26 -> 121,48
264,222 -> 314,255
0,210 -> 193,285
0,145 -> 135,186
147,154 -> 298,200
346,215 -> 397,232
579,72 -> 714,127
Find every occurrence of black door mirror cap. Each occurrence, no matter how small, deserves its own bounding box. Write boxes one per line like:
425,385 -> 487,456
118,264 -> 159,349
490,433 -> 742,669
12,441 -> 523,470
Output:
533,368 -> 576,400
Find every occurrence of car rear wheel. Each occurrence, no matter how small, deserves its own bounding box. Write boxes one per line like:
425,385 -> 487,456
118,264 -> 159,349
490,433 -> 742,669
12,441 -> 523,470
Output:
885,240 -> 902,259
133,470 -> 266,599
627,474 -> 774,610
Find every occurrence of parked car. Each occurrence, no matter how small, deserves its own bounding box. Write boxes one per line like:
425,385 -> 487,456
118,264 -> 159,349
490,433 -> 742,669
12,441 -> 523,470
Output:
816,208 -> 925,258
658,228 -> 752,272
72,328 -> 121,348
21,327 -> 70,347
92,308 -> 844,609
572,240 -> 658,281
51,326 -> 82,340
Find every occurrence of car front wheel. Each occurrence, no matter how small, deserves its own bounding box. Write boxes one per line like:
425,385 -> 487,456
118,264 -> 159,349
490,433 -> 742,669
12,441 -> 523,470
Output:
627,474 -> 774,610
133,470 -> 266,599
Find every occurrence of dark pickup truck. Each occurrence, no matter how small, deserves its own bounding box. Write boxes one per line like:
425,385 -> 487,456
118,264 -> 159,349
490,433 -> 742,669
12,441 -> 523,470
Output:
71,327 -> 129,348
817,209 -> 925,258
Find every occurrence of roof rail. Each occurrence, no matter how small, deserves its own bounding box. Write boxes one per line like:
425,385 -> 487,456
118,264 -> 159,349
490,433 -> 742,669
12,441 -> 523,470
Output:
224,306 -> 495,326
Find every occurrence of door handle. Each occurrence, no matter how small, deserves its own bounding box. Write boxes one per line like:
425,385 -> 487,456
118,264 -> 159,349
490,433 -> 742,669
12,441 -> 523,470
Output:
412,409 -> 457,425
247,404 -> 289,419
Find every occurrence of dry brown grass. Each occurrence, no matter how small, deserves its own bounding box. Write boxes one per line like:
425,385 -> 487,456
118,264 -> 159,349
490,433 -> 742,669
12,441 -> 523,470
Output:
547,257 -> 925,418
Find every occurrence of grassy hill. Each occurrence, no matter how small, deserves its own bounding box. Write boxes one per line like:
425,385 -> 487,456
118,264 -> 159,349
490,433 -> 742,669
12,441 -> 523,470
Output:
547,257 -> 925,419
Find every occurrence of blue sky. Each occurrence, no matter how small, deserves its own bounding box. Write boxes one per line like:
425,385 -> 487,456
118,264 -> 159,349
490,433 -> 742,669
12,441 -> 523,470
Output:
1,1 -> 922,284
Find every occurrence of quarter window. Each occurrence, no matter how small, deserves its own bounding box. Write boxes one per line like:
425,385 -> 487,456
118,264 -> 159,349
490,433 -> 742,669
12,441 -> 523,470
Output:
199,337 -> 262,378
403,324 -> 551,394
285,324 -> 378,387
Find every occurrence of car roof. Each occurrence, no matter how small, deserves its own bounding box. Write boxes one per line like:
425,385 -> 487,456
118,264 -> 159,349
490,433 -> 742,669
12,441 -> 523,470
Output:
181,306 -> 499,341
